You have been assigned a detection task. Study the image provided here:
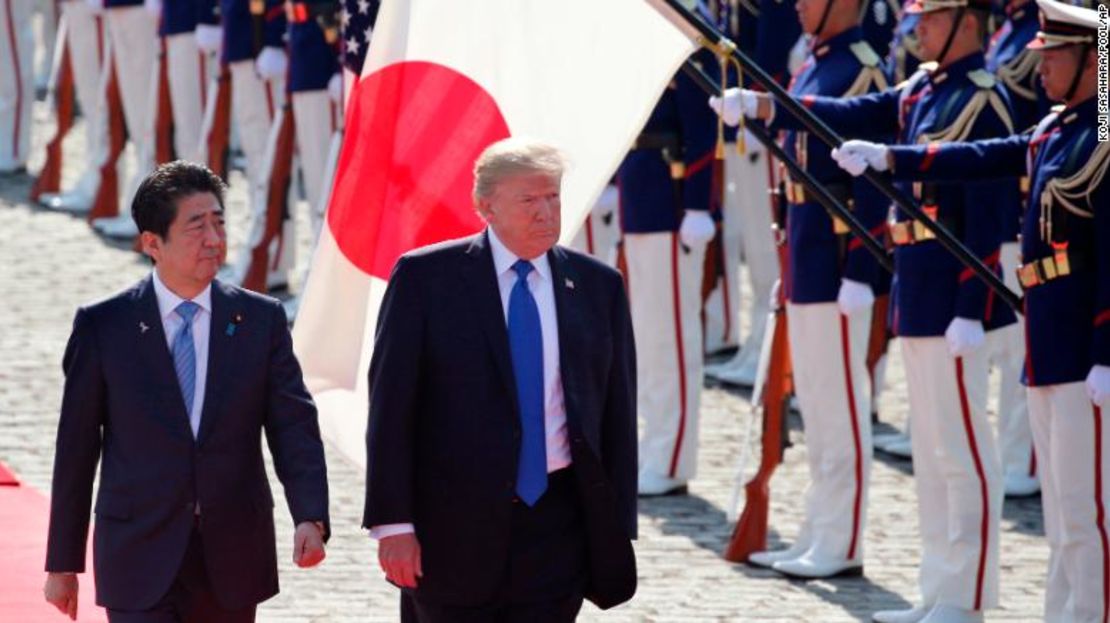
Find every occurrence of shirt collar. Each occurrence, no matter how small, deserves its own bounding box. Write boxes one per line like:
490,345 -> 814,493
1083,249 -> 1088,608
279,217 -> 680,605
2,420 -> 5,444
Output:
151,269 -> 212,320
486,227 -> 552,283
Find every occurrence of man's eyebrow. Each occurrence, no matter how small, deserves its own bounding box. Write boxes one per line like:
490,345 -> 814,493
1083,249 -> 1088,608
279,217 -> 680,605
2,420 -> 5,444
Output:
185,208 -> 225,224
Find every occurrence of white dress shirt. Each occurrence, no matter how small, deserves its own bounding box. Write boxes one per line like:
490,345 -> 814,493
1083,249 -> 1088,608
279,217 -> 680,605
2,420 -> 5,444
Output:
151,269 -> 211,438
370,229 -> 572,540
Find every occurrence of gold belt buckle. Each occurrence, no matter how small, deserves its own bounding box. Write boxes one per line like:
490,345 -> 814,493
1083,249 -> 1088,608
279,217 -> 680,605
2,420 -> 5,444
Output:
832,216 -> 849,235
1041,257 -> 1057,280
250,0 -> 265,15
1017,263 -> 1040,288
1052,242 -> 1071,276
890,222 -> 910,245
669,161 -> 686,180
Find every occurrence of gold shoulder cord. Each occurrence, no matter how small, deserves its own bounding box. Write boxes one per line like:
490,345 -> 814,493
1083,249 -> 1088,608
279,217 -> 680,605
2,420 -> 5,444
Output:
918,74 -> 1014,144
1040,140 -> 1109,242
700,35 -> 748,156
997,48 -> 1040,103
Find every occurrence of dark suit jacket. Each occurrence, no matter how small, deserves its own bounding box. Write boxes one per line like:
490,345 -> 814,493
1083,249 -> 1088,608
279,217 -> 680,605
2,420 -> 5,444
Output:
45,276 -> 329,611
362,232 -> 638,610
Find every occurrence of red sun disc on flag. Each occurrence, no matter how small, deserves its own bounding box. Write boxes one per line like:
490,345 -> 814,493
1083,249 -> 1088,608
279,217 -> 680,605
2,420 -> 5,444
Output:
326,61 -> 511,280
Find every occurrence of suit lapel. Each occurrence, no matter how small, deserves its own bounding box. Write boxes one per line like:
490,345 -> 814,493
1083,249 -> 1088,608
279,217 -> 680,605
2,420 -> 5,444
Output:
197,280 -> 236,445
132,276 -> 193,440
463,232 -> 519,413
548,246 -> 586,433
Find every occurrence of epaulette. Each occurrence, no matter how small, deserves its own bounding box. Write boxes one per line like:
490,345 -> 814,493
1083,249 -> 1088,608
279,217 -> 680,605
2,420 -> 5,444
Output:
967,69 -> 997,89
849,41 -> 881,68
918,61 -> 940,73
1050,103 -> 1067,113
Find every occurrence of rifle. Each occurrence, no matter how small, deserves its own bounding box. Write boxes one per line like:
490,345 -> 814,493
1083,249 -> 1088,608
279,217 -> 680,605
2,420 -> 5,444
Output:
242,103 -> 296,293
201,64 -> 233,182
660,0 -> 1021,311
155,38 -> 175,165
87,58 -> 127,223
31,17 -> 74,202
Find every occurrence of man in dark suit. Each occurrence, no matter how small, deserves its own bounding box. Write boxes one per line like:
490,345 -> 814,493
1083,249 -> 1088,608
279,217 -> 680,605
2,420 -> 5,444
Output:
43,160 -> 331,622
363,138 -> 638,621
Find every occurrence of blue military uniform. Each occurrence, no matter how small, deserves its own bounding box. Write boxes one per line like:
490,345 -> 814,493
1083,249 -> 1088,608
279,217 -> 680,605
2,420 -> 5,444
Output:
860,0 -> 902,59
702,0 -> 800,369
749,26 -> 890,580
884,15 -> 1108,610
220,0 -> 286,64
774,6 -> 1016,610
619,65 -> 717,494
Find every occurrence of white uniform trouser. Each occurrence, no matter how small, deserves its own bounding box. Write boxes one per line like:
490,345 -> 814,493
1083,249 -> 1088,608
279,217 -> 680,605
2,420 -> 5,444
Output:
988,241 -> 1035,480
706,143 -> 778,363
0,0 -> 34,171
1028,383 -> 1110,623
230,59 -> 285,212
567,200 -> 619,266
288,90 -> 338,288
104,6 -> 157,204
59,2 -> 109,200
626,232 -> 706,482
34,0 -> 57,88
165,32 -> 206,163
902,337 -> 1002,611
787,302 -> 873,562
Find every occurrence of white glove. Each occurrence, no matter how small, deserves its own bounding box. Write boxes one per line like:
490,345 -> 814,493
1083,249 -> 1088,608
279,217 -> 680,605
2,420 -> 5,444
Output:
832,140 -> 890,176
679,210 -> 716,247
143,0 -> 162,17
944,317 -> 985,357
594,184 -> 618,216
708,88 -> 761,127
327,73 -> 343,102
770,278 -> 782,306
195,24 -> 222,54
1086,365 -> 1110,407
837,279 -> 875,316
255,47 -> 288,81
85,0 -> 103,11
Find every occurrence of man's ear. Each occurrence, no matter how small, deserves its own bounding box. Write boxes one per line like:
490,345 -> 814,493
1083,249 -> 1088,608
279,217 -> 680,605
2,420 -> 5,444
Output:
139,231 -> 162,263
476,197 -> 494,220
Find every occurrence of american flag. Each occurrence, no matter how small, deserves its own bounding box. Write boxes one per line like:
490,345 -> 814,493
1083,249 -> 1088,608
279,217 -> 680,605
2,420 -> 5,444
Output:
340,0 -> 381,75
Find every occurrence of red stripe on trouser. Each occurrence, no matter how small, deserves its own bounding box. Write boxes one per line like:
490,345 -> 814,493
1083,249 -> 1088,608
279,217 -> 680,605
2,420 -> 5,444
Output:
955,356 -> 990,610
264,81 -> 274,120
198,52 -> 207,103
839,314 -> 864,560
4,0 -> 23,161
584,216 -> 595,256
667,234 -> 689,478
1029,443 -> 1037,478
719,252 -> 732,343
1095,404 -> 1109,623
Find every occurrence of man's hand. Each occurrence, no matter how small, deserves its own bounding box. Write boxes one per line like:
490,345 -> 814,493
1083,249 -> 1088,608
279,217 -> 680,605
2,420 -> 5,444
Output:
293,522 -> 326,568
945,317 -> 985,358
679,210 -> 715,247
1087,365 -> 1110,407
378,533 -> 423,588
195,24 -> 222,55
255,47 -> 288,81
837,279 -> 875,316
708,88 -> 767,126
43,573 -> 78,620
832,140 -> 891,176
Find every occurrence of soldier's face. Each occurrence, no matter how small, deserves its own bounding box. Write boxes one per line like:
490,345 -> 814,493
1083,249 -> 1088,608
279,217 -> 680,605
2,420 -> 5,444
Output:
914,10 -> 958,61
141,192 -> 227,288
478,172 -> 562,260
1038,46 -> 1089,102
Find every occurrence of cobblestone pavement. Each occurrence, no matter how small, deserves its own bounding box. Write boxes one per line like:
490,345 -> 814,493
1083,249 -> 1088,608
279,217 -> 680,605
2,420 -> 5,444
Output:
0,101 -> 1048,621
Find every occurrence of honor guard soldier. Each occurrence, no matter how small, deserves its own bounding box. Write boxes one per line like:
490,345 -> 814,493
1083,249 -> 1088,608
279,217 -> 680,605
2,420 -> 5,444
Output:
982,0 -> 1047,497
720,0 -> 1020,618
161,0 -> 215,164
835,1 -> 1109,618
212,0 -> 288,227
704,0 -> 801,381
567,181 -> 620,266
39,0 -> 117,214
886,1 -> 924,84
89,0 -> 162,239
711,0 -> 890,581
861,0 -> 902,58
619,66 -> 717,497
229,1 -> 342,298
0,0 -> 34,175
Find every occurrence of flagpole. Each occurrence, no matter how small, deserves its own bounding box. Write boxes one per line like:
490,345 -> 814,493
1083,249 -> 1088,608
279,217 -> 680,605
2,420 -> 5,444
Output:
681,60 -> 893,274
661,0 -> 1023,313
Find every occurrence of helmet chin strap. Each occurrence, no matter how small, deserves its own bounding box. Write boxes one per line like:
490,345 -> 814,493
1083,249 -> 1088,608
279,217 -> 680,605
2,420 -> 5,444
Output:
934,7 -> 966,66
1064,44 -> 1090,103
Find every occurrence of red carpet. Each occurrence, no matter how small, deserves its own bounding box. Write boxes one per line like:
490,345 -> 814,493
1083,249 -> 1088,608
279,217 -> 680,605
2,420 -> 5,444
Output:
0,462 -> 106,622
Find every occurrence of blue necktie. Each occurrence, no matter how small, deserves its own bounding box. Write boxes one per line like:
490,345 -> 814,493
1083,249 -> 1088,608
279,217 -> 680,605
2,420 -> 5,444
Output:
172,301 -> 199,424
508,260 -> 547,506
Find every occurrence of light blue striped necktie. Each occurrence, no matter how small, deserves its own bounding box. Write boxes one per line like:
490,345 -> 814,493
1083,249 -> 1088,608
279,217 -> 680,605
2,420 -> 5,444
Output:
172,301 -> 199,427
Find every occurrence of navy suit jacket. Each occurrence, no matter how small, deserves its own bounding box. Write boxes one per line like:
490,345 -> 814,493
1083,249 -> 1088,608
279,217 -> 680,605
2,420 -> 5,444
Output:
362,233 -> 638,610
45,276 -> 329,611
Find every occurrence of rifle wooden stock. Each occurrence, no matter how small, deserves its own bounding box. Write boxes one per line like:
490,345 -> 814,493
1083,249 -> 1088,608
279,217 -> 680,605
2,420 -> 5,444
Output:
206,66 -> 232,181
242,105 -> 295,293
31,25 -> 74,202
155,39 -> 174,164
87,60 -> 127,223
664,0 -> 1020,311
866,293 -> 892,393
